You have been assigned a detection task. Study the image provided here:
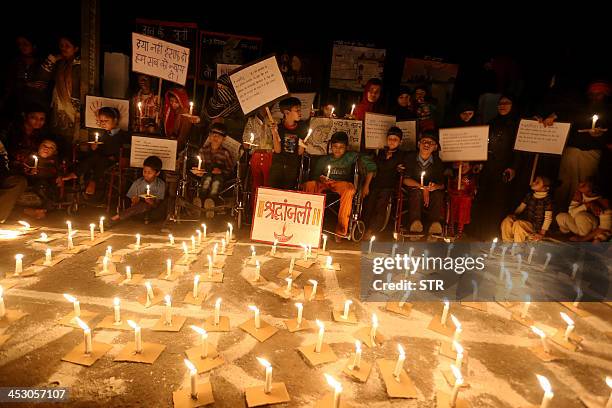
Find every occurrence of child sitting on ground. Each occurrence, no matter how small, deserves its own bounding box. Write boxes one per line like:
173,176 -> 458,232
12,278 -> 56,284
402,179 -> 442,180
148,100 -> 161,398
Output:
303,131 -> 376,240
556,179 -> 611,242
500,175 -> 552,242
111,155 -> 165,224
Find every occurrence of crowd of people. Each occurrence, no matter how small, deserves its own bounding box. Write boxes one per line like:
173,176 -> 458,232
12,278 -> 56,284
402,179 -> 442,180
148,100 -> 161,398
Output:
0,33 -> 610,244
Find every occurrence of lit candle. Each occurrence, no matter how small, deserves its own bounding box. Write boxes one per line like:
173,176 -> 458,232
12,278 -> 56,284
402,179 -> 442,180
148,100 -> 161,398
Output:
137,101 -> 143,117
0,286 -> 5,318
351,340 -> 362,370
560,312 -> 575,342
196,230 -> 202,245
18,220 -> 30,230
330,106 -> 335,117
66,220 -> 72,235
325,256 -> 332,269
326,165 -> 331,178
128,320 -> 142,353
95,133 -> 99,143
573,287 -> 583,308
76,318 -> 92,355
527,246 -> 535,264
324,374 -> 342,408
571,263 -> 579,280
197,155 -> 202,170
89,223 -> 95,241
592,114 -> 599,129
207,254 -> 213,277
543,253 -> 551,270
393,344 -> 405,379
189,101 -> 194,116
308,279 -> 318,300
191,325 -> 209,358
501,245 -> 508,258
146,184 -> 150,196
450,364 -> 464,406
113,297 -> 121,324
125,266 -> 132,281
489,237 -> 498,255
420,171 -> 425,186
102,256 -> 109,274
342,299 -> 352,320
321,234 -> 328,252
536,374 -> 554,408
14,254 -> 23,275
368,235 -> 375,254
285,277 -> 293,294
521,299 -> 531,319
64,294 -> 80,317
164,295 -> 172,325
350,103 -> 356,116
32,154 -> 38,169
184,359 -> 198,399
168,234 -> 174,246
67,231 -> 74,249
201,224 -> 207,238
302,244 -> 308,260
45,248 -> 52,265
451,315 -> 462,345
99,217 -> 105,234
135,233 -> 141,249
251,245 -> 256,258
221,238 -> 226,254
227,223 -> 233,241
257,357 -> 273,394
531,326 -> 550,354
249,305 -> 260,329
193,275 -> 200,299
212,243 -> 218,263
605,377 -> 612,408
441,300 -> 450,325
289,257 -> 295,275
191,235 -> 196,251
454,341 -> 464,368
370,313 -> 379,345
166,258 -> 172,278
40,232 -> 48,241
315,319 -> 325,352
250,132 -> 255,144
105,246 -> 112,257
295,302 -> 303,326
182,242 -> 189,256
145,281 -> 154,305
214,298 -> 221,325
305,128 -> 313,143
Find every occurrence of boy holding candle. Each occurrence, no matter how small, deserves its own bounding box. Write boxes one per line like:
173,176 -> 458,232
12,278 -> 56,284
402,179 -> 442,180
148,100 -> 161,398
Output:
110,155 -> 165,225
19,139 -> 62,219
303,131 -> 376,240
400,130 -> 445,236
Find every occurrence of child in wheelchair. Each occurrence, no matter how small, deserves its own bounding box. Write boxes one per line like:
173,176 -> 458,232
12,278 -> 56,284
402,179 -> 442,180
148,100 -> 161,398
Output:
110,155 -> 166,225
190,123 -> 234,211
302,131 -> 376,240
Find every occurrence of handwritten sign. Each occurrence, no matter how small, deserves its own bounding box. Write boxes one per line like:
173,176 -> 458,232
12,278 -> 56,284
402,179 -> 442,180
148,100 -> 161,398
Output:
396,120 -> 417,151
514,119 -> 570,155
229,55 -> 289,116
439,126 -> 489,162
304,118 -> 362,155
251,187 -> 325,247
132,32 -> 190,85
365,113 -> 396,149
84,96 -> 130,131
130,135 -> 178,171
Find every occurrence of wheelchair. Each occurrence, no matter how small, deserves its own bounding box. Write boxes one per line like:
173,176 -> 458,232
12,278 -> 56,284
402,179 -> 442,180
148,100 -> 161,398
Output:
299,153 -> 366,242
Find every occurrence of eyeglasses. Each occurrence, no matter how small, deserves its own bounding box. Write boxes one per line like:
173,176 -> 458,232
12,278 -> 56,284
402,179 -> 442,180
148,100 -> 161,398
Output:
420,140 -> 436,146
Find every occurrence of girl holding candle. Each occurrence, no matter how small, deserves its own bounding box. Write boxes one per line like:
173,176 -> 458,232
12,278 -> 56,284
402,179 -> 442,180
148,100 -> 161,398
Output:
131,74 -> 160,133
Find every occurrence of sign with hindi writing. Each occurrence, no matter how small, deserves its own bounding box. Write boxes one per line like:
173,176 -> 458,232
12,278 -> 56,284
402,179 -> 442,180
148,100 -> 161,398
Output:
330,119 -> 362,152
365,113 -> 396,149
251,188 -> 325,247
230,55 -> 289,116
439,126 -> 489,162
84,96 -> 130,131
514,119 -> 570,155
304,118 -> 362,155
270,92 -> 316,122
396,120 -> 417,151
132,33 -> 190,85
130,135 -> 178,171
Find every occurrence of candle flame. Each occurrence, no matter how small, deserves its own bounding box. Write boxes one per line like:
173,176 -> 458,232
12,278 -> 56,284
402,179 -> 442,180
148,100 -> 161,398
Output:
18,221 -> 30,229
444,299 -> 449,308
127,319 -> 139,330
184,358 -> 196,372
372,313 -> 378,327
75,317 -> 89,331
593,114 -> 599,121
164,295 -> 171,305
215,298 -> 222,307
370,235 -> 376,243
606,376 -> 612,388
493,237 -> 498,243
345,299 -> 353,307
355,340 -> 361,352
248,305 -> 258,313
324,373 -> 342,392
453,341 -> 464,355
560,312 -> 574,326
451,364 -> 463,382
90,223 -> 95,228
307,128 -> 313,138
194,274 -> 200,284
397,343 -> 405,357
308,279 -> 317,285
536,374 -> 552,393
15,254 -> 23,260
190,325 -> 207,337
145,281 -> 152,289
531,326 -> 546,338
295,302 -> 303,310
316,319 -> 324,329
113,297 -> 120,306
256,357 -> 271,368
63,294 -> 76,303
451,314 -> 461,329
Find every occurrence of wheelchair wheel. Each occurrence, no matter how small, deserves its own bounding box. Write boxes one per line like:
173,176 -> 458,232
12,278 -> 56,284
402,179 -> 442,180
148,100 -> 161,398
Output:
350,220 -> 365,242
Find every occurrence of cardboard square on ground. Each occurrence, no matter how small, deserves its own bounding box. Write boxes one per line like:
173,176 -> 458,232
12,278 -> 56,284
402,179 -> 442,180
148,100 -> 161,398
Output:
95,262 -> 117,277
158,272 -> 180,281
303,285 -> 325,301
246,274 -> 268,286
203,316 -> 230,332
295,259 -> 316,269
117,274 -> 145,286
204,259 -> 226,269
87,232 -> 112,247
239,318 -> 278,342
34,235 -> 57,243
247,256 -> 267,266
201,273 -> 224,283
172,382 -> 214,408
0,309 -> 27,328
6,268 -> 38,278
176,254 -> 198,266
185,346 -> 224,373
152,315 -> 187,332
218,248 -> 234,256
61,341 -> 113,366
183,292 -> 205,306
284,318 -> 314,333
510,312 -> 534,328
33,255 -> 66,267
297,343 -> 338,366
189,247 -> 204,255
436,391 -> 470,408
353,327 -> 385,348
273,286 -> 301,299
559,302 -> 591,318
57,310 -> 96,328
385,302 -> 413,317
377,359 -> 418,399
529,345 -> 561,362
0,334 -> 10,348
343,359 -> 372,383
276,268 -> 303,280
245,383 -> 290,407
138,288 -> 166,308
550,330 -> 582,351
460,302 -> 488,312
127,243 -> 149,250
314,393 -> 352,408
442,368 -> 470,388
95,315 -> 139,331
427,315 -> 455,337
63,245 -> 89,254
115,341 -> 165,364
332,310 -> 358,324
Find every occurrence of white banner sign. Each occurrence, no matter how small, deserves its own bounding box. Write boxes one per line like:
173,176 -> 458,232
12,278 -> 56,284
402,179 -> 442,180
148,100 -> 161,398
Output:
230,55 -> 289,116
439,125 -> 489,162
396,120 -> 417,151
130,136 -> 178,171
514,119 -> 570,155
365,112 -> 396,149
132,32 -> 190,85
305,118 -> 362,155
270,92 -> 316,121
251,187 -> 325,247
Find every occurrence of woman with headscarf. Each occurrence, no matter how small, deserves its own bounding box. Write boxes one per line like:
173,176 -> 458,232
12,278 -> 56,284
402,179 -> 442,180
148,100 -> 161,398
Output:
162,87 -> 200,151
390,86 -> 416,121
353,78 -> 384,121
446,101 -> 480,128
470,94 -> 521,240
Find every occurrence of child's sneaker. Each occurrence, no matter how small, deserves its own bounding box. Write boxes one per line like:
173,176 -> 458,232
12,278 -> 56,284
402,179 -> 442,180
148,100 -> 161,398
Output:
428,222 -> 443,235
409,220 -> 423,233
